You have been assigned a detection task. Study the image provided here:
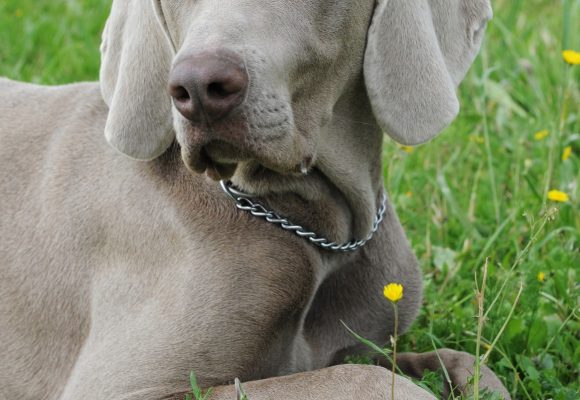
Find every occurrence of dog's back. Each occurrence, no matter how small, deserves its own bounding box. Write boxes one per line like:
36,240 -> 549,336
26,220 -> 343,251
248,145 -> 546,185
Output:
0,79 -> 109,398
0,78 -> 108,191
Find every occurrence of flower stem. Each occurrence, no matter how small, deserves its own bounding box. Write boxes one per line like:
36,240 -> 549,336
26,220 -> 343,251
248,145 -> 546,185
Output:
391,304 -> 398,400
474,259 -> 488,400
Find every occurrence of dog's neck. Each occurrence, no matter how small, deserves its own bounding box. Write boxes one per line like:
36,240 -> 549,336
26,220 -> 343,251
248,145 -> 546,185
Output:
229,77 -> 384,245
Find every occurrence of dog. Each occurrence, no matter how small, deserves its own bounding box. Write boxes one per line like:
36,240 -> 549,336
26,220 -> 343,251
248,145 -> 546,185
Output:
0,0 -> 509,398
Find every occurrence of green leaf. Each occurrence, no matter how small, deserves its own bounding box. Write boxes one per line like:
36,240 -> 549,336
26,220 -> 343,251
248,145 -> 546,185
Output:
505,317 -> 524,341
412,369 -> 444,398
341,321 -> 391,360
189,371 -> 213,400
190,371 -> 201,398
517,355 -> 540,381
527,318 -> 548,351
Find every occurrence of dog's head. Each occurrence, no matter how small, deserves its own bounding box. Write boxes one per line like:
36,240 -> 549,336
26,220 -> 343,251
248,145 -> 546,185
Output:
100,0 -> 490,235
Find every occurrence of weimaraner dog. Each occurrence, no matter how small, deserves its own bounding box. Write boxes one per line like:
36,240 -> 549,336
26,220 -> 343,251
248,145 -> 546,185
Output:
0,0 -> 509,399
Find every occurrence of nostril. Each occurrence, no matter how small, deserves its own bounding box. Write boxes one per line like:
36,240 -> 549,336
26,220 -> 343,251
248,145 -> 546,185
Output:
207,82 -> 231,99
172,86 -> 191,102
206,77 -> 246,100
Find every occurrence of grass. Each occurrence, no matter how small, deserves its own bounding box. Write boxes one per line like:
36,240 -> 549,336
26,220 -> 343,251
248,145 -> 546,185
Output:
1,0 -> 578,399
385,1 -> 579,398
186,372 -> 213,400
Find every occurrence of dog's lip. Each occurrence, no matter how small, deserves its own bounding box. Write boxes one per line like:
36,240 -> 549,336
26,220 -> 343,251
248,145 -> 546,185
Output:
204,140 -> 252,163
179,129 -> 312,180
180,143 -> 240,181
202,141 -> 248,181
204,159 -> 237,181
181,145 -> 207,174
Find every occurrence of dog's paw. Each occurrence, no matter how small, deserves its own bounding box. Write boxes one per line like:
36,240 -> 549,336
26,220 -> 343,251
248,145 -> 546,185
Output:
438,349 -> 510,399
396,349 -> 511,400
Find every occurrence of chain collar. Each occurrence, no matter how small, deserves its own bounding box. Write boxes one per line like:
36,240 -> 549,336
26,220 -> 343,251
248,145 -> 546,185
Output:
220,180 -> 387,252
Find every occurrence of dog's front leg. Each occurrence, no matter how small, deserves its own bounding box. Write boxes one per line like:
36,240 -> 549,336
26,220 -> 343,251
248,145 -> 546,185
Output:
377,350 -> 511,399
163,365 -> 435,400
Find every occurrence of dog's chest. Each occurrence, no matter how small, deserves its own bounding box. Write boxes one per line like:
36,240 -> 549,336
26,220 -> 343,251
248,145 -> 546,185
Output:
82,214 -> 320,391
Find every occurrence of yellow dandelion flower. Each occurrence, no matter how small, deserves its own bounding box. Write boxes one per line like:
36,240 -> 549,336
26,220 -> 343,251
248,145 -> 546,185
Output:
405,191 -> 413,198
562,50 -> 580,65
537,272 -> 546,283
534,130 -> 549,141
547,190 -> 569,203
383,283 -> 403,303
15,9 -> 23,18
400,146 -> 414,154
562,146 -> 572,161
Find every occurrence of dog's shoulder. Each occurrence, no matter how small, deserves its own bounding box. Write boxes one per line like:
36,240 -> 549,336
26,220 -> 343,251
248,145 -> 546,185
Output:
0,79 -> 111,199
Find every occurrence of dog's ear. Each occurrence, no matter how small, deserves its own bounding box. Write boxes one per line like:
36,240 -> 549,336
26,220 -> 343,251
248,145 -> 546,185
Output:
364,0 -> 492,145
100,0 -> 175,160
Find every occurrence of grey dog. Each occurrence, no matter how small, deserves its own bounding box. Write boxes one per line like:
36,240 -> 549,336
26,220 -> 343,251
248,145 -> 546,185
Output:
0,0 -> 510,399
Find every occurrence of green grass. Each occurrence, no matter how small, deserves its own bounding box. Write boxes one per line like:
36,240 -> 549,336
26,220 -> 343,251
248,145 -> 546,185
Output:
1,0 -> 578,399
385,1 -> 579,398
0,0 -> 108,83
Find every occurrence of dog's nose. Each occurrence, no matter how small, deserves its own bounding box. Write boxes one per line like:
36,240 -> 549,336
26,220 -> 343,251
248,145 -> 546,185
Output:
168,49 -> 248,122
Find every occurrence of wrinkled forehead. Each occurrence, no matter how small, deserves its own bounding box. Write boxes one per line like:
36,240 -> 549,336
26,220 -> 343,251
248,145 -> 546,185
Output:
156,0 -> 373,48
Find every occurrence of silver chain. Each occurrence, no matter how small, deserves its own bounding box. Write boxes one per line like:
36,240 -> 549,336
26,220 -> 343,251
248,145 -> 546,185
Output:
220,180 -> 387,252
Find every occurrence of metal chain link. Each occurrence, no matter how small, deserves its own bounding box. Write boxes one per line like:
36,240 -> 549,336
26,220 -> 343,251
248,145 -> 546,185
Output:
220,180 -> 387,252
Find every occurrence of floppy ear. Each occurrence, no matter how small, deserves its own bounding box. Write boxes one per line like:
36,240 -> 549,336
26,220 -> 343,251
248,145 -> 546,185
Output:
100,0 -> 175,160
364,0 -> 492,145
